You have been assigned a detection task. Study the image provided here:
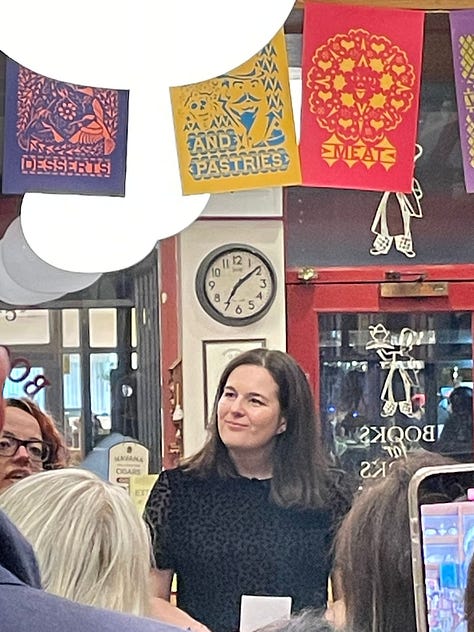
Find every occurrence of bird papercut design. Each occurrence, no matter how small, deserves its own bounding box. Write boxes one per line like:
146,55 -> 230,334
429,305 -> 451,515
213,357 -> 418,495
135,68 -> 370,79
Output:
68,99 -> 116,154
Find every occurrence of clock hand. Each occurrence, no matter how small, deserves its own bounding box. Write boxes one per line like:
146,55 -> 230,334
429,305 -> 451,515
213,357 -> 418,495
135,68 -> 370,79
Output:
224,265 -> 261,310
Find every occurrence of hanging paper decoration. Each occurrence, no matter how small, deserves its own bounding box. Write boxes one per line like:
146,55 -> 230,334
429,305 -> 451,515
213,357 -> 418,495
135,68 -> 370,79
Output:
171,28 -> 301,194
449,10 -> 474,193
2,60 -> 128,195
300,3 -> 424,193
366,324 -> 423,419
369,144 -> 423,258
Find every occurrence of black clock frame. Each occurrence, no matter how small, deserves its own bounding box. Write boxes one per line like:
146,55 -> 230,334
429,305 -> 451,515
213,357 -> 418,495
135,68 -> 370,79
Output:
195,243 -> 277,326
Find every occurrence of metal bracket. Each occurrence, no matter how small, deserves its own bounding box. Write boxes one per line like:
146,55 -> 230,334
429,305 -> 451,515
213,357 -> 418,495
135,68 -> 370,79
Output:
297,267 -> 318,282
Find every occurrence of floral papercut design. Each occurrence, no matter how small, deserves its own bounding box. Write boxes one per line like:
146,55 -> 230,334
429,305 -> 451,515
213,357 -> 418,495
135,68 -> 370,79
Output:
300,4 -> 424,192
307,29 -> 416,171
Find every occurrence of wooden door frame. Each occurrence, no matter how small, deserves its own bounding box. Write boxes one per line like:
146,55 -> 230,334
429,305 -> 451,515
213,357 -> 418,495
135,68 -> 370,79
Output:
287,265 -> 474,406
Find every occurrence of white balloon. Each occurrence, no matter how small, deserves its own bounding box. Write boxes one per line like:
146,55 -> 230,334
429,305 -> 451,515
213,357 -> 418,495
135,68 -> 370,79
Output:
0,242 -> 63,306
157,1 -> 296,85
21,86 -> 209,273
20,194 -> 158,274
125,86 -> 211,237
0,0 -> 131,88
0,1 -> 294,88
0,0 -> 292,274
2,218 -> 101,292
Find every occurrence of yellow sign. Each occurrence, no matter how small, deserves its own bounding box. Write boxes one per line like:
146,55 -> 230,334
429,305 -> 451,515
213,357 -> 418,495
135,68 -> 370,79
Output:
171,29 -> 301,194
129,473 -> 159,516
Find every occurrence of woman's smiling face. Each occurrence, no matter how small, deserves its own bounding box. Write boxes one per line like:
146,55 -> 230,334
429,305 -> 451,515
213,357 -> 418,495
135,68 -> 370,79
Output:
217,364 -> 286,456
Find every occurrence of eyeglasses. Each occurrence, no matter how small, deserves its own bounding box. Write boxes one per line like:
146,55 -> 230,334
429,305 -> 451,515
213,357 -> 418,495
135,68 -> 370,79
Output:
0,435 -> 50,463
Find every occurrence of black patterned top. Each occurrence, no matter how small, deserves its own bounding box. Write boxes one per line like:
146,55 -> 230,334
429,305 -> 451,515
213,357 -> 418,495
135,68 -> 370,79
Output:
145,468 -> 336,632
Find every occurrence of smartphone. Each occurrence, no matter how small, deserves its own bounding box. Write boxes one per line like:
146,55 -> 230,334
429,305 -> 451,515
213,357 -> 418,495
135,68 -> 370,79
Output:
409,462 -> 474,632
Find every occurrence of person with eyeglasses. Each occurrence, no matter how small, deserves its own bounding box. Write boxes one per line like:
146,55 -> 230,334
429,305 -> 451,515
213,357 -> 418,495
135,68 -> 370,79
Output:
0,346 -> 186,632
0,398 -> 69,491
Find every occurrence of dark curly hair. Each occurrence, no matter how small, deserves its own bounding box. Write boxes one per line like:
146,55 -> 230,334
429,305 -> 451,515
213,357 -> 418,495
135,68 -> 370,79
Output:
6,398 -> 69,469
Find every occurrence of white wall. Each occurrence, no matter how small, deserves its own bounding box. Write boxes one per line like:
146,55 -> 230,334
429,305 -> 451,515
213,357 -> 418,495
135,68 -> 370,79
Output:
179,215 -> 286,456
201,187 -> 282,218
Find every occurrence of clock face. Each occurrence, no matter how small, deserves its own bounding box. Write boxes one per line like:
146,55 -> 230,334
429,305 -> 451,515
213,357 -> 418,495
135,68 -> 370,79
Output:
195,244 -> 277,326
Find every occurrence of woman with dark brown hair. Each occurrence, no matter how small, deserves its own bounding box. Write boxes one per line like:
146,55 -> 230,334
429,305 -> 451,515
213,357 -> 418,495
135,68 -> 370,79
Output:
146,348 -> 352,632
0,398 -> 69,491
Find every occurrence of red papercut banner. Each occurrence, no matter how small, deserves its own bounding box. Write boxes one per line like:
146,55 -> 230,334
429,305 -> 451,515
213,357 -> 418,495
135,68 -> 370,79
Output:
300,3 -> 424,193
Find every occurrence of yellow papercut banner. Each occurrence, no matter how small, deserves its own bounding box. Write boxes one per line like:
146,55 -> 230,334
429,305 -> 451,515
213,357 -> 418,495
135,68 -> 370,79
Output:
171,29 -> 301,194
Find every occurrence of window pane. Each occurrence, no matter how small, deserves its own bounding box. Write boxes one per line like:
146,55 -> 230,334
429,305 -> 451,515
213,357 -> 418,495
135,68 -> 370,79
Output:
63,353 -> 82,453
89,308 -> 117,347
63,354 -> 82,410
131,307 -> 137,348
62,309 -> 80,347
90,353 -> 118,440
319,312 -> 473,483
3,366 -> 46,409
0,310 -> 50,344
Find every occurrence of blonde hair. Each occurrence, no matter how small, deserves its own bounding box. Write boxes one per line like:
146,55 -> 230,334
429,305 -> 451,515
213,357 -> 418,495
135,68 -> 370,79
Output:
0,468 -> 151,616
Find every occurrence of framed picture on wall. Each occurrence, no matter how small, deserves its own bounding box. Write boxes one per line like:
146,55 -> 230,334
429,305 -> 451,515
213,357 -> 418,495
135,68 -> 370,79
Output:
202,339 -> 266,425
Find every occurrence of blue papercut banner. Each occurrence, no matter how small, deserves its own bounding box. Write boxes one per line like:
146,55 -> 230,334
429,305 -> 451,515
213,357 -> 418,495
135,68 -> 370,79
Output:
2,60 -> 128,195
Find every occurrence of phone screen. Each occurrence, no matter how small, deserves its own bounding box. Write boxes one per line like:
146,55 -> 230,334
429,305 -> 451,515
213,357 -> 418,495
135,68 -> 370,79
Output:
411,465 -> 474,632
420,497 -> 474,632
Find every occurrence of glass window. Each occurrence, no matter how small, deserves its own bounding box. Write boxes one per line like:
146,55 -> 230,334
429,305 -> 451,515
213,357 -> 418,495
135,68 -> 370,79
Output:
63,353 -> 82,411
63,353 -> 82,451
319,312 -> 473,483
3,365 -> 46,410
62,309 -> 80,347
0,199 -> 161,465
131,307 -> 137,348
89,308 -> 117,348
0,310 -> 50,345
90,352 -> 118,439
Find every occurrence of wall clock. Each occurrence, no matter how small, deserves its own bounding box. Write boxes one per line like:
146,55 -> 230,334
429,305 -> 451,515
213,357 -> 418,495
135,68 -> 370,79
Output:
195,243 -> 277,326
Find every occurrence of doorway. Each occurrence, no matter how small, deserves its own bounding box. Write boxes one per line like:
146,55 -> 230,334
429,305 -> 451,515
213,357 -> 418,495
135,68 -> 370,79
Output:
287,275 -> 474,482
